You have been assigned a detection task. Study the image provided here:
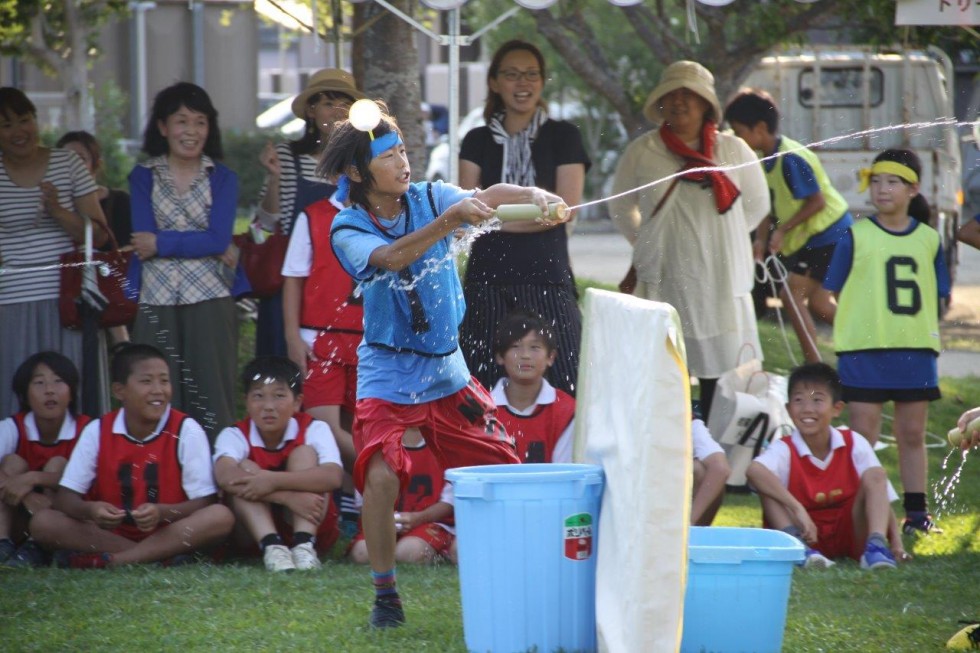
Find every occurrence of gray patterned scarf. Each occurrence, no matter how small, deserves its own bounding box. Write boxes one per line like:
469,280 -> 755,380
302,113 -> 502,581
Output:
487,107 -> 548,186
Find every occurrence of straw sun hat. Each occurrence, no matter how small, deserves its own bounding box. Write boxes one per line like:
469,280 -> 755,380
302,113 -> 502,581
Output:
291,69 -> 366,119
642,61 -> 722,124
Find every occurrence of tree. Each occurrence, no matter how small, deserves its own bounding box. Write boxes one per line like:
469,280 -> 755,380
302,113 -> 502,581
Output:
351,0 -> 427,180
0,0 -> 128,131
467,0 -> 976,140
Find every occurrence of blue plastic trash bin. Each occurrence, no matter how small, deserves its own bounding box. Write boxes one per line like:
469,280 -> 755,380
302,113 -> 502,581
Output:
446,463 -> 604,653
681,526 -> 805,653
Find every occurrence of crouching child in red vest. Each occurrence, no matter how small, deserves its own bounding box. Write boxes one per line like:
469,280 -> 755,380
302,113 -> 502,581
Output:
0,352 -> 91,567
29,344 -> 234,568
746,362 -> 905,570
214,356 -> 343,572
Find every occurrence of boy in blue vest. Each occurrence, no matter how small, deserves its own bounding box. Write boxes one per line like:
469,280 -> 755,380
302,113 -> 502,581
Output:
322,102 -> 563,628
724,91 -> 853,363
213,356 -> 344,572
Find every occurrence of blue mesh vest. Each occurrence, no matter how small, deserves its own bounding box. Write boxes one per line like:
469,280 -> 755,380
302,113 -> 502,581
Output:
333,183 -> 464,357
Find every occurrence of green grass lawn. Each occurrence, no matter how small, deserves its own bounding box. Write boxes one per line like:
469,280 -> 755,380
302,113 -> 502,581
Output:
2,286 -> 979,652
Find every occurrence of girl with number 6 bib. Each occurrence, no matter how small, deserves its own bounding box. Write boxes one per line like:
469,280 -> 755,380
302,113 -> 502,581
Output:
823,149 -> 950,535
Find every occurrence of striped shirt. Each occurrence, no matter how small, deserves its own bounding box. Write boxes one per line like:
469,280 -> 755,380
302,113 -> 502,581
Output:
0,149 -> 97,305
256,143 -> 328,234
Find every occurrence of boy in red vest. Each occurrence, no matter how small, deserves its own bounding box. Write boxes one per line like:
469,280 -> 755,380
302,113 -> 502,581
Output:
282,192 -> 362,532
490,312 -> 575,463
213,356 -> 344,572
348,429 -> 454,565
746,363 -> 905,569
29,344 -> 234,568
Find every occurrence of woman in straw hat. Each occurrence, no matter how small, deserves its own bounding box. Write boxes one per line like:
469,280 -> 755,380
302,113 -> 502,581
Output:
609,61 -> 770,416
254,69 -> 365,358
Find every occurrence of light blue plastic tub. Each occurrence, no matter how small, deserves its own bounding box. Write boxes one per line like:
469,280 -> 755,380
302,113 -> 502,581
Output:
681,526 -> 805,653
446,463 -> 604,653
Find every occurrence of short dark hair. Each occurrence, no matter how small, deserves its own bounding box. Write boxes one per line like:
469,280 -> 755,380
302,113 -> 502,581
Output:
872,148 -> 930,223
56,130 -> 102,173
317,101 -> 401,209
110,343 -> 168,385
723,89 -> 779,134
11,351 -> 80,415
240,356 -> 303,396
142,82 -> 223,159
493,311 -> 557,357
787,362 -> 842,403
483,40 -> 548,123
0,87 -> 36,121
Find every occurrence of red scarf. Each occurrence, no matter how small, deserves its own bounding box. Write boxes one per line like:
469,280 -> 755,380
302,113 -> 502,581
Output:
659,121 -> 740,214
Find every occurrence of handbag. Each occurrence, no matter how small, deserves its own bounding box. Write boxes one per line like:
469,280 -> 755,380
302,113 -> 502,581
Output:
59,222 -> 137,330
232,225 -> 289,299
706,346 -> 793,490
618,175 -> 682,295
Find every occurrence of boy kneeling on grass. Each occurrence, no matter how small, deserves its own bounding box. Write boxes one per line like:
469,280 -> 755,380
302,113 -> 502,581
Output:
213,356 -> 343,572
29,344 -> 234,568
746,362 -> 906,570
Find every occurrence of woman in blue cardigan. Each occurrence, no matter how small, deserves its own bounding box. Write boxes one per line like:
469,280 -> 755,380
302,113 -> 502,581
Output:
128,82 -> 247,440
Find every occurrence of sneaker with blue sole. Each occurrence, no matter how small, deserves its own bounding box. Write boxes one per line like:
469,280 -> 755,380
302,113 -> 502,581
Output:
860,539 -> 897,570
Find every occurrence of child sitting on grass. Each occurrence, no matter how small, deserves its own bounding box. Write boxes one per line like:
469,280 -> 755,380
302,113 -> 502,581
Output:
690,415 -> 730,526
0,352 -> 91,567
348,429 -> 454,565
490,312 -> 575,463
29,344 -> 233,568
746,362 -> 905,569
213,356 -> 343,572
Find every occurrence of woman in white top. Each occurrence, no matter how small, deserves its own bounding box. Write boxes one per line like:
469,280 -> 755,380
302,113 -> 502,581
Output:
610,62 -> 770,416
0,88 -> 107,414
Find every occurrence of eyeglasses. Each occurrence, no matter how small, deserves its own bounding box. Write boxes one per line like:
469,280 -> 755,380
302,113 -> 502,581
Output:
322,101 -> 352,112
497,69 -> 542,82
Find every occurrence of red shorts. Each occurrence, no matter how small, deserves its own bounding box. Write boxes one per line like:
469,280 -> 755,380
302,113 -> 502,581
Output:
811,496 -> 859,560
113,523 -> 158,543
304,331 -> 359,412
350,522 -> 454,557
352,378 -> 519,493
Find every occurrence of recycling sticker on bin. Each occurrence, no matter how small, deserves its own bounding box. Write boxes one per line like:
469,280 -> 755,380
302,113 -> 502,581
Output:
563,513 -> 593,561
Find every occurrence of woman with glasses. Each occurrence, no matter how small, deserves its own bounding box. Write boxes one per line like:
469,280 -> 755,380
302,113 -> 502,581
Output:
254,69 -> 365,358
459,40 -> 590,397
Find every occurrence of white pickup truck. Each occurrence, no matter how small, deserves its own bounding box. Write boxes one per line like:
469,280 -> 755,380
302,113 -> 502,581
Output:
742,45 -> 963,286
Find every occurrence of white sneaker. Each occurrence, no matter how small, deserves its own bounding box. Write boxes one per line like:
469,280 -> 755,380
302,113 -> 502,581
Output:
263,544 -> 296,572
290,541 -> 321,570
803,548 -> 836,569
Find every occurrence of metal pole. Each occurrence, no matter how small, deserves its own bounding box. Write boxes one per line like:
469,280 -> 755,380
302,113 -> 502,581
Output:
130,2 -> 156,137
191,1 -> 205,86
448,8 -> 460,185
333,0 -> 344,68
